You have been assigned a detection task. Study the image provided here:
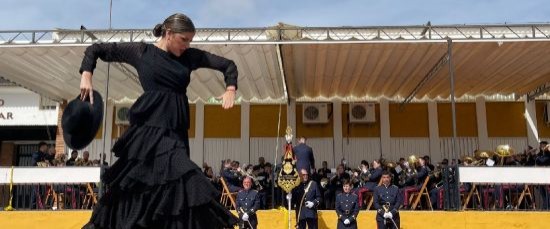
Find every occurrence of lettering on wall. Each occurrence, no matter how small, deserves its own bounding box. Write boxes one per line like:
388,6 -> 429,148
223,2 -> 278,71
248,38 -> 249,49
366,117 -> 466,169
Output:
0,98 -> 14,120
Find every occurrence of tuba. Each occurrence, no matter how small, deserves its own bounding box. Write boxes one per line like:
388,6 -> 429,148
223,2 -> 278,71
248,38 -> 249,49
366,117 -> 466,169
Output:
495,145 -> 514,165
398,155 -> 419,187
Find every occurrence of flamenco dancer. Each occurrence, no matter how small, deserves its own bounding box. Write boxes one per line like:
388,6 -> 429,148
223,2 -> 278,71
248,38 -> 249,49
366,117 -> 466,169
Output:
76,13 -> 239,228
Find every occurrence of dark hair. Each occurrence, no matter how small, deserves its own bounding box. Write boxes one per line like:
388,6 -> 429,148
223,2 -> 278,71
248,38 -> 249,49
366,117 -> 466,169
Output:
361,160 -> 368,166
381,170 -> 392,177
153,13 -> 196,37
343,180 -> 352,186
38,141 -> 47,147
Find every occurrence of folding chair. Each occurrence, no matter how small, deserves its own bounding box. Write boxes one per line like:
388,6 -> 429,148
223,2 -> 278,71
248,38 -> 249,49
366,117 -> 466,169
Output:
409,176 -> 432,210
219,177 -> 237,210
81,183 -> 98,209
514,184 -> 535,210
462,184 -> 482,210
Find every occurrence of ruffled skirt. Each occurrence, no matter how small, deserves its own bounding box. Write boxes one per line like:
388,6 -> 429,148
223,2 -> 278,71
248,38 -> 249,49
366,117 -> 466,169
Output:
83,125 -> 238,229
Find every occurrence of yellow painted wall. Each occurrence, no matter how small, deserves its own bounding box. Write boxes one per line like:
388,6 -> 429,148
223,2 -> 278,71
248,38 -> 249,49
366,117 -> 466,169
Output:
342,104 -> 381,137
204,105 -> 241,138
536,101 -> 550,138
438,103 -> 478,137
94,123 -> 103,139
296,104 -> 334,138
389,103 -> 429,137
1,210 -> 549,229
486,102 -> 526,137
250,105 -> 287,137
188,105 -> 196,138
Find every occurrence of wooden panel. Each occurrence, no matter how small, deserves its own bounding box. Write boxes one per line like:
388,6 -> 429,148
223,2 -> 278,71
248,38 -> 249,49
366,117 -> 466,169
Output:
486,102 -> 526,137
438,103 -> 478,137
341,138 -> 381,167
202,138 -> 244,175
204,105 -> 241,138
389,103 -> 429,137
389,138 -> 430,161
250,105 -> 287,137
296,104 -> 333,138
536,101 -> 550,138
439,137 -> 479,162
342,104 -> 381,137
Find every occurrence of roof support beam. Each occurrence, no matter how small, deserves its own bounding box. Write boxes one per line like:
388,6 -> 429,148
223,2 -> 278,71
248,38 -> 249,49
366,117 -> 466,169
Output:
400,52 -> 448,108
275,44 -> 290,104
526,82 -> 550,102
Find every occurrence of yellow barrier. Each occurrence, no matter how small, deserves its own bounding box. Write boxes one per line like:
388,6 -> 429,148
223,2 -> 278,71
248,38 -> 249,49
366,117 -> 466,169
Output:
0,210 -> 549,229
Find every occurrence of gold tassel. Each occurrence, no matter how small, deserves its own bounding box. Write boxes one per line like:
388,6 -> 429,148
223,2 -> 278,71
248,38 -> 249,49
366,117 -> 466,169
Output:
4,166 -> 15,211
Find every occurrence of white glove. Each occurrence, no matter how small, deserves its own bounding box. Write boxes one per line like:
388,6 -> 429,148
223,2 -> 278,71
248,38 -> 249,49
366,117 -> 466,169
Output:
305,201 -> 314,208
343,219 -> 350,225
387,212 -> 393,219
383,212 -> 390,219
242,213 -> 249,221
286,193 -> 292,200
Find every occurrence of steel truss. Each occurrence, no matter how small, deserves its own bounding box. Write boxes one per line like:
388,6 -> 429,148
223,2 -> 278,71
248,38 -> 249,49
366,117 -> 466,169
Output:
1,24 -> 550,45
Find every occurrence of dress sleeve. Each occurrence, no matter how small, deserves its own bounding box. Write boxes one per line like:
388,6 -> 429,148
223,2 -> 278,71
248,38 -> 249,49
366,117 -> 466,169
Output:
183,48 -> 238,89
79,42 -> 145,74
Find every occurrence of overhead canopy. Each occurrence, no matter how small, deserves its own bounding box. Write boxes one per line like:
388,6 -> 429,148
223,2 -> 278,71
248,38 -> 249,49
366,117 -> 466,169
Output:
282,41 -> 550,101
0,44 -> 285,103
1,24 -> 550,104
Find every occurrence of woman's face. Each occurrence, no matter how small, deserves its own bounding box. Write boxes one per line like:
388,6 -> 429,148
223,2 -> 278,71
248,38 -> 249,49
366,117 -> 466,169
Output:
166,31 -> 195,57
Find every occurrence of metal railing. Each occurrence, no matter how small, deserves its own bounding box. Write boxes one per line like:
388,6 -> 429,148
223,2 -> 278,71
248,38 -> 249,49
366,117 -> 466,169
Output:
1,24 -> 550,45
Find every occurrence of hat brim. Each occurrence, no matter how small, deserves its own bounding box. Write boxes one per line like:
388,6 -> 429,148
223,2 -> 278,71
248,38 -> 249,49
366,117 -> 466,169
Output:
62,90 -> 103,150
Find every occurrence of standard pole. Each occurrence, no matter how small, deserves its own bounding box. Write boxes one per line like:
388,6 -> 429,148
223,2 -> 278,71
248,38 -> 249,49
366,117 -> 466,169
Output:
447,39 -> 458,165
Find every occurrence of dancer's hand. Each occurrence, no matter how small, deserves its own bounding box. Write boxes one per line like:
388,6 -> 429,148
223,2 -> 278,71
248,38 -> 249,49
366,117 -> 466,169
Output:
80,71 -> 94,104
220,86 -> 236,109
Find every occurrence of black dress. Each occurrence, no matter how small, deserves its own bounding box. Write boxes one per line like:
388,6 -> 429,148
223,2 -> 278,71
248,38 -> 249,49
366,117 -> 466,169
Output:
80,42 -> 238,229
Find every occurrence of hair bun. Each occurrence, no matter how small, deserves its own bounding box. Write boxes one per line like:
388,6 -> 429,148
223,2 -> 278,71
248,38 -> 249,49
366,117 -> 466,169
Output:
153,24 -> 164,37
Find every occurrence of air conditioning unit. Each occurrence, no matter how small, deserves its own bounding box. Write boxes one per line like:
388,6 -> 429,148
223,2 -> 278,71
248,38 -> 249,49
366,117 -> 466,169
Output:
302,103 -> 329,124
349,103 -> 376,123
545,102 -> 550,124
115,105 -> 131,125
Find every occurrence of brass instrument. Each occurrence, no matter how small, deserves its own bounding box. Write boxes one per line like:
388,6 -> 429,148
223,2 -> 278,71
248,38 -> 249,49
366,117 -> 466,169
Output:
384,162 -> 396,170
495,144 -> 514,165
430,165 -> 444,189
462,156 -> 474,165
398,155 -> 419,187
320,177 -> 329,188
358,165 -> 371,186
464,150 -> 495,166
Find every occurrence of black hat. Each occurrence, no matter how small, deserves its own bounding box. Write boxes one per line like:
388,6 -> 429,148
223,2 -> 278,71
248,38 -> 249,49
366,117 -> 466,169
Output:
62,90 -> 103,150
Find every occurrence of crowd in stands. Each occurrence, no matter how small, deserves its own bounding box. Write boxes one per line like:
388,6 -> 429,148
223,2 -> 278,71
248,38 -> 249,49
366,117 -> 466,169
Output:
206,140 -> 550,211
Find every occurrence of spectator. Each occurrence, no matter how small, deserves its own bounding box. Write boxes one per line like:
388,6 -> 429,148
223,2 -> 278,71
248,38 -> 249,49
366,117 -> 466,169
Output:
66,150 -> 78,166
31,142 -> 48,166
76,151 -> 93,166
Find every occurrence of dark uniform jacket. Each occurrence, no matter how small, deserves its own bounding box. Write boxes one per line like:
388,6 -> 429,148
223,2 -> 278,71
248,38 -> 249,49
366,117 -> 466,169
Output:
236,189 -> 260,229
335,192 -> 360,229
373,184 -> 403,220
292,180 -> 321,220
293,143 -> 315,173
